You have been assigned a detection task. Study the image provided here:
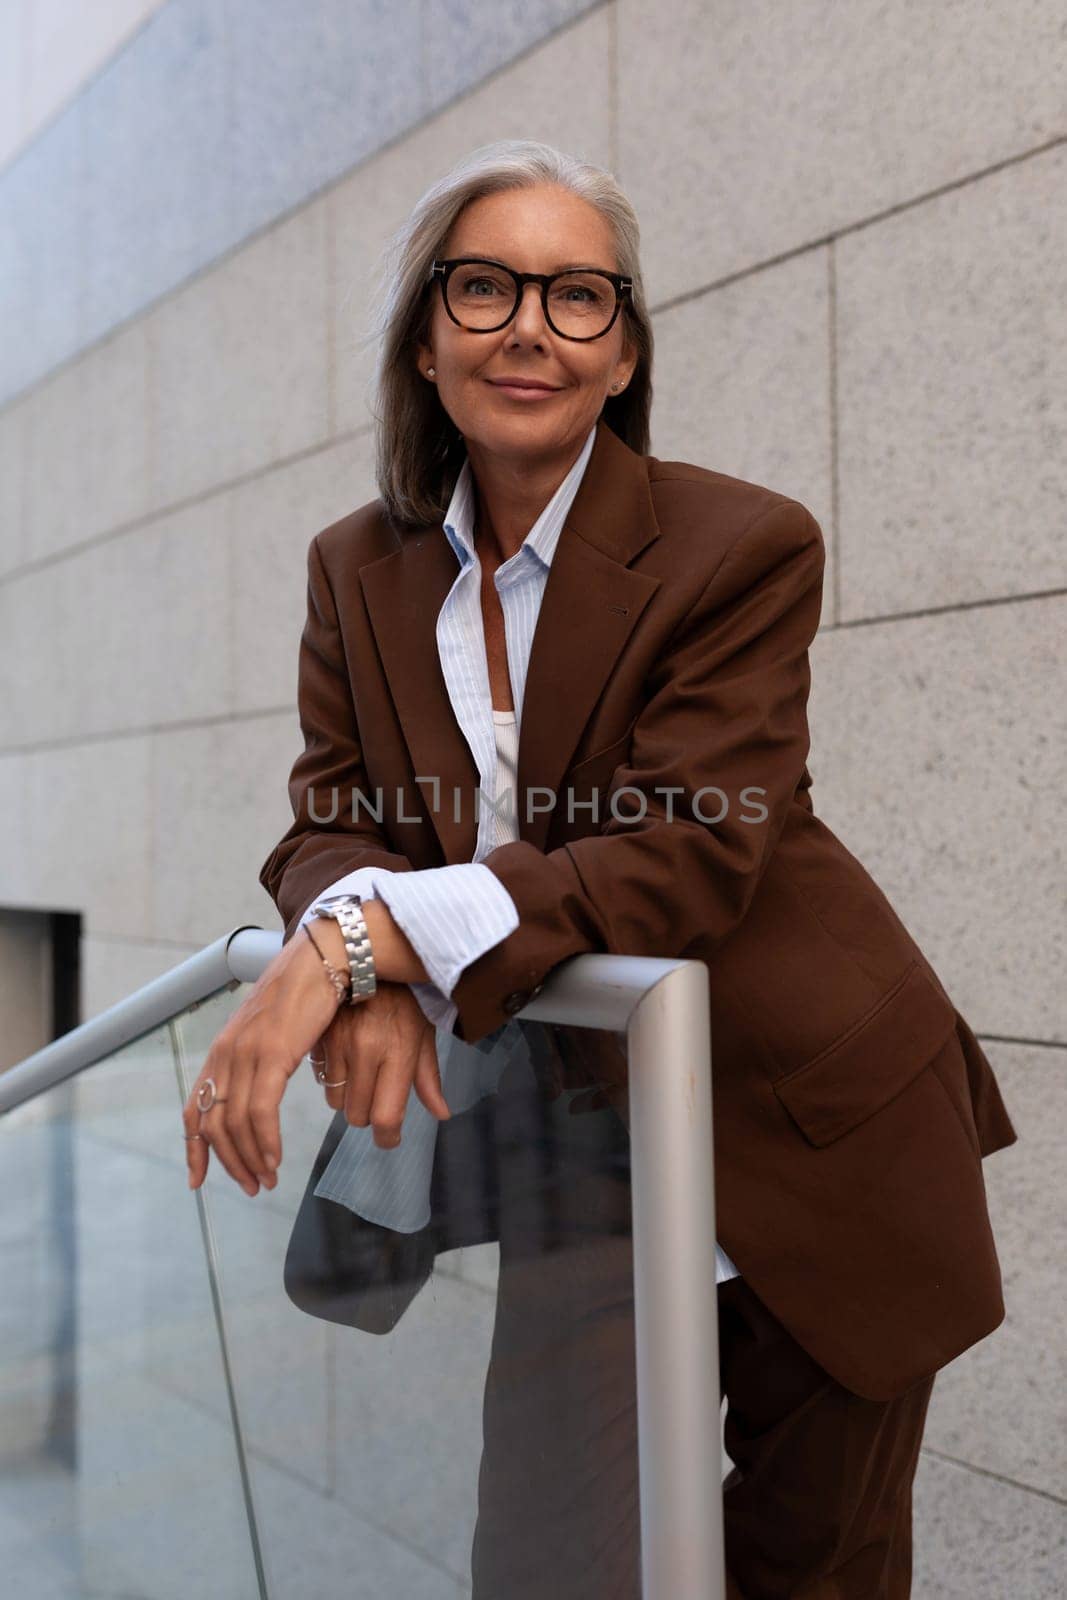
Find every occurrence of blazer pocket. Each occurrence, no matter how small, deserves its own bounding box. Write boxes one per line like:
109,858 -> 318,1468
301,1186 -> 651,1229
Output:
772,959 -> 958,1148
566,713 -> 640,779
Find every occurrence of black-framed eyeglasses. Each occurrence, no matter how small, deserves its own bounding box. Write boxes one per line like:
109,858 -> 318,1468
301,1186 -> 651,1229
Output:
428,256 -> 633,342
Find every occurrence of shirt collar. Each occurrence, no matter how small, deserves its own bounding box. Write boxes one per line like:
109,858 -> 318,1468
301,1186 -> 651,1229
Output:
441,422 -> 597,577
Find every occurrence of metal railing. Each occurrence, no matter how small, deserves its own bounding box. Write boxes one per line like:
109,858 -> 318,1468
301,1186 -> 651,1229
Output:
0,924 -> 724,1599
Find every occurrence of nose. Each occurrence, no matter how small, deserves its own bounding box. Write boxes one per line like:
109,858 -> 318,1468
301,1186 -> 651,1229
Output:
509,281 -> 551,334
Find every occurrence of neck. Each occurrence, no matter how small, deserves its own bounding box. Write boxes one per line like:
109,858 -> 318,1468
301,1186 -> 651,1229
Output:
467,432 -> 587,563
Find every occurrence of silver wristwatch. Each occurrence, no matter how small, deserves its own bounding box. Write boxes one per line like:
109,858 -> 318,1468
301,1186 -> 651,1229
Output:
311,894 -> 377,1004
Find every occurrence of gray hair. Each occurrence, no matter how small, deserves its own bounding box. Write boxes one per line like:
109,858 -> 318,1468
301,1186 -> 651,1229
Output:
354,139 -> 654,529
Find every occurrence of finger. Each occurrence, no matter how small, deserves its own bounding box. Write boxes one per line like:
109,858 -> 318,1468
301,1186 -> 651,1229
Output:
182,1098 -> 210,1189
315,1033 -> 350,1113
224,1056 -> 276,1185
345,1011 -> 381,1130
183,1051 -> 230,1189
413,1029 -> 451,1121
199,1104 -> 261,1195
183,1040 -> 256,1194
308,1037 -> 328,1089
325,1070 -> 349,1113
248,1058 -> 290,1178
190,1057 -> 261,1195
366,1044 -> 416,1150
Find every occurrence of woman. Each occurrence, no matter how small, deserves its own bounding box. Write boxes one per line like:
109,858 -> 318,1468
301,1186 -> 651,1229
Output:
184,140 -> 1016,1597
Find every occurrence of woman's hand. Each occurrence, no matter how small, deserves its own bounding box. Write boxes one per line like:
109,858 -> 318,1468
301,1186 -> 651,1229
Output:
183,924 -> 453,1197
308,981 -> 451,1147
183,928 -> 345,1196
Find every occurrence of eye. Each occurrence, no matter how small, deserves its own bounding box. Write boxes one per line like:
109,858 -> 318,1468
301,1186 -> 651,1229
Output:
454,266 -> 511,298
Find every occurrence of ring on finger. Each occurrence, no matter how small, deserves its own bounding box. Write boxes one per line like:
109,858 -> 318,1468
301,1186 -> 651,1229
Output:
314,1061 -> 347,1089
196,1077 -> 229,1113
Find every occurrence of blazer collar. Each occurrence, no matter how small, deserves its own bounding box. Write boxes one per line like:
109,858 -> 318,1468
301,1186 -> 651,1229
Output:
359,416 -> 663,861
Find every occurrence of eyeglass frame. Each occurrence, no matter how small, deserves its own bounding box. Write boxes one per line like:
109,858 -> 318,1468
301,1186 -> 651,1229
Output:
428,255 -> 634,343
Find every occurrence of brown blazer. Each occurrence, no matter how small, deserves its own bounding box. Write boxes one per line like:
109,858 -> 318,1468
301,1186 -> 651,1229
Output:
259,416 -> 1017,1402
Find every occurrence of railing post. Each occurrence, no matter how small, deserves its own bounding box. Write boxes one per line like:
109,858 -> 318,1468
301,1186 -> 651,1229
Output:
627,959 -> 724,1599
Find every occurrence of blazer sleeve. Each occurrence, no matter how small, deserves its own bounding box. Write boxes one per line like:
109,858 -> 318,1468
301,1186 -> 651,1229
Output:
449,497 -> 826,1044
258,531 -> 417,940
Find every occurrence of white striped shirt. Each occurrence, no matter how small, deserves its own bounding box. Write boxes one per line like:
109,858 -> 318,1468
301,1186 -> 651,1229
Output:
299,422 -> 740,1282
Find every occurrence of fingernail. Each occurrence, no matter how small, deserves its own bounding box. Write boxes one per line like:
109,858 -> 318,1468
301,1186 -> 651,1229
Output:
264,1154 -> 277,1172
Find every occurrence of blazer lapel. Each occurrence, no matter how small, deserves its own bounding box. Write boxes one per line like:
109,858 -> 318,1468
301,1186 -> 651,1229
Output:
359,528 -> 479,866
360,417 -> 663,863
517,421 -> 663,851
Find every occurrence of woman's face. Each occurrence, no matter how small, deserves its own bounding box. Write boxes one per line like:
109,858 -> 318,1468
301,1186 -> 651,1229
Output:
416,184 -> 637,463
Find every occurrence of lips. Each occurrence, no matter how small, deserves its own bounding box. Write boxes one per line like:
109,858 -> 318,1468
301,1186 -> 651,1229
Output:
487,379 -> 561,392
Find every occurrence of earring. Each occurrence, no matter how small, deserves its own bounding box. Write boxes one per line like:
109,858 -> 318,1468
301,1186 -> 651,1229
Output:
428,367 -> 436,378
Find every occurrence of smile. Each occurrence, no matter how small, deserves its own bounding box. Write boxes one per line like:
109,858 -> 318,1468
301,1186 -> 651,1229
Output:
487,381 -> 562,400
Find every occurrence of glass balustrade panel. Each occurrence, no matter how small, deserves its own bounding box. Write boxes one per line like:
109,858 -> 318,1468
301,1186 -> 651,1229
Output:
0,997 -> 264,1599
171,991 -> 642,1599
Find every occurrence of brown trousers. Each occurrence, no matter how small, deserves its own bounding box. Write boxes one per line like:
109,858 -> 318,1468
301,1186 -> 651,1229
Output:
469,1080 -> 935,1598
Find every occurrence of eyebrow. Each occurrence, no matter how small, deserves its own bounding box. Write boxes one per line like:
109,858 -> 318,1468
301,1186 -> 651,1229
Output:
461,254 -> 615,275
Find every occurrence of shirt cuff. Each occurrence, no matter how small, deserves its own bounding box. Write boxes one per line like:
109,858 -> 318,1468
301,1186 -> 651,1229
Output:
407,982 -> 459,1034
297,865 -> 386,925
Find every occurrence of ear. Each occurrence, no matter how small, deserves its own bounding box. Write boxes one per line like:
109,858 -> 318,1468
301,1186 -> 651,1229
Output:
615,354 -> 638,393
617,332 -> 639,389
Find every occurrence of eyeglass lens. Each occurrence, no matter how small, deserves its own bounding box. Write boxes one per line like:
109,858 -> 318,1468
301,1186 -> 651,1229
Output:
445,262 -> 617,338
